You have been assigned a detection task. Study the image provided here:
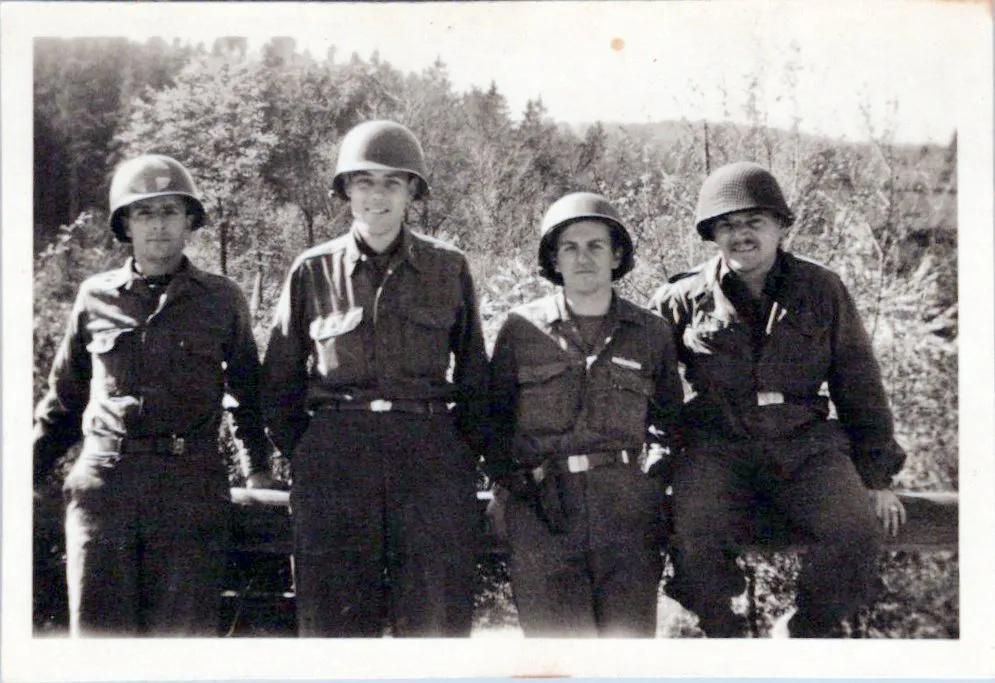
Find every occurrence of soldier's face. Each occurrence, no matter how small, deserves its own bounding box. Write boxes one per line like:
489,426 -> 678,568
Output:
345,170 -> 414,244
553,220 -> 621,297
124,195 -> 193,272
711,209 -> 786,279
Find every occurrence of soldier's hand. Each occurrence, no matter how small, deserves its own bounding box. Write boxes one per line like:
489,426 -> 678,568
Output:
501,464 -> 568,534
641,443 -> 674,482
245,472 -> 279,489
869,488 -> 906,537
536,475 -> 569,535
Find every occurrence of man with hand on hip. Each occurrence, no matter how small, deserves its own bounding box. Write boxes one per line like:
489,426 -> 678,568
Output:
486,192 -> 683,637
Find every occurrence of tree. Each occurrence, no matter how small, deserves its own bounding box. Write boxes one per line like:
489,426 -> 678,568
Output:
116,51 -> 278,276
33,37 -> 192,246
258,44 -> 348,248
457,83 -> 519,250
395,59 -> 474,240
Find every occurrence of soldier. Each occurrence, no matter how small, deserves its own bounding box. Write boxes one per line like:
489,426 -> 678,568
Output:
486,192 -> 683,637
33,154 -> 274,636
261,120 -> 488,637
650,162 -> 907,638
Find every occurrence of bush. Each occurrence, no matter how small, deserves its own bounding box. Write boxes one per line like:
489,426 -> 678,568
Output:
470,551 -> 959,638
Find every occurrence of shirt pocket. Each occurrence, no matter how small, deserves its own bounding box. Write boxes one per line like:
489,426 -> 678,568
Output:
773,308 -> 832,385
515,360 -> 578,434
85,328 -> 135,395
170,327 -> 227,403
785,309 -> 829,338
684,312 -> 752,391
308,307 -> 365,377
175,329 -> 225,363
400,305 -> 455,378
590,362 -> 654,442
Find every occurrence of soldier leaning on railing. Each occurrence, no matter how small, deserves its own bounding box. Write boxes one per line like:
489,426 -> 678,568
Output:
484,192 -> 684,637
650,162 -> 908,638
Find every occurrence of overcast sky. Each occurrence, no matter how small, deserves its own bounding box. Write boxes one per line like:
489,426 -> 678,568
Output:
4,0 -> 990,144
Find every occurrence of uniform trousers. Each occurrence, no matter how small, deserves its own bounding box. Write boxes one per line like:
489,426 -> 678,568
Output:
506,466 -> 666,637
63,439 -> 230,636
290,410 -> 478,637
666,425 -> 881,637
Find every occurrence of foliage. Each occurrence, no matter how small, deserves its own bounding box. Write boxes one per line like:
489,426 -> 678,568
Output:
33,211 -> 125,404
473,556 -> 518,633
865,551 -> 959,638
470,551 -> 959,638
33,38 -> 196,243
116,51 -> 280,276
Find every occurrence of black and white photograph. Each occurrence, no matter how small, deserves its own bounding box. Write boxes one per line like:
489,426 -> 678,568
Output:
2,0 -> 993,680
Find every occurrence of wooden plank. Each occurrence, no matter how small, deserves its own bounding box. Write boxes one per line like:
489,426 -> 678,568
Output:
230,488 -> 293,554
228,488 -> 958,555
736,491 -> 958,552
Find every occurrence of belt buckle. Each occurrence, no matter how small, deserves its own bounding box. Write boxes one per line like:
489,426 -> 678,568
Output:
757,391 -> 784,407
567,455 -> 589,473
369,399 -> 393,413
530,464 -> 546,485
171,436 -> 185,455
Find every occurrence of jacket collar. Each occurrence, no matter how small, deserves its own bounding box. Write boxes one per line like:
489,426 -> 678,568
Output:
716,248 -> 791,299
106,256 -> 207,292
536,289 -> 643,327
344,225 -> 425,277
539,290 -> 646,356
695,255 -> 739,323
698,250 -> 796,322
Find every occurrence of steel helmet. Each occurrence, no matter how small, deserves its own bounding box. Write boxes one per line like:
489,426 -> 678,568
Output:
538,192 -> 634,285
694,161 -> 794,240
108,155 -> 206,242
331,120 -> 430,200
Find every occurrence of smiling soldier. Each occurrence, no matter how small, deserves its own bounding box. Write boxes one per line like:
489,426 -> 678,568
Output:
486,192 -> 683,637
262,120 -> 488,637
650,162 -> 908,638
33,154 -> 273,636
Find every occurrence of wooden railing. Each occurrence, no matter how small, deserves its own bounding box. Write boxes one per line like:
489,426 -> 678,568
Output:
229,488 -> 959,555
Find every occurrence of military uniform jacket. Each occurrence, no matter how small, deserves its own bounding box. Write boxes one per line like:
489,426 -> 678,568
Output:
486,291 -> 684,480
33,257 -> 268,484
650,251 -> 905,489
261,227 -> 489,456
